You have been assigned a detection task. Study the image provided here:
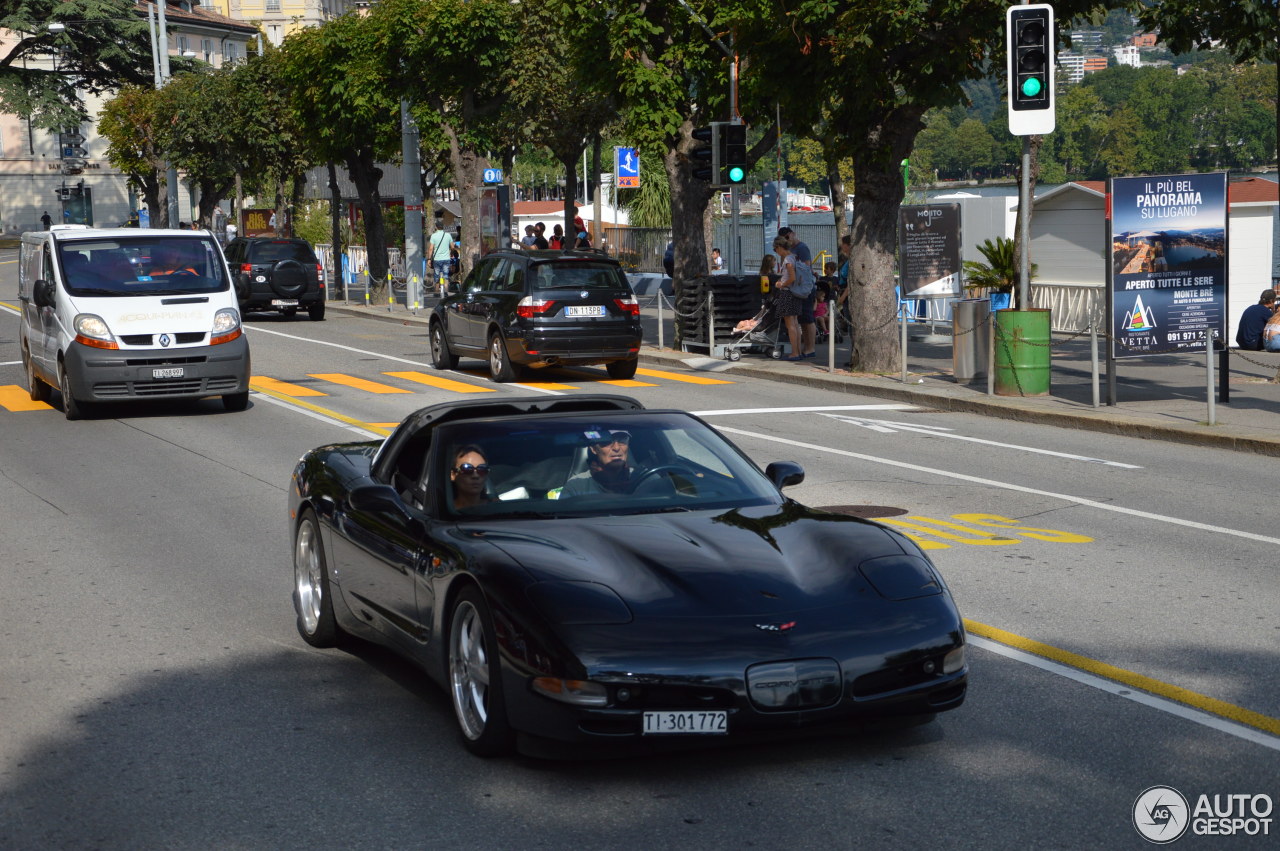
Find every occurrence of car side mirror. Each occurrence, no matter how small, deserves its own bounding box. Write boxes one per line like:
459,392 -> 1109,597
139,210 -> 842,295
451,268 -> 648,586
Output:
765,461 -> 804,490
32,279 -> 54,308
349,483 -> 409,514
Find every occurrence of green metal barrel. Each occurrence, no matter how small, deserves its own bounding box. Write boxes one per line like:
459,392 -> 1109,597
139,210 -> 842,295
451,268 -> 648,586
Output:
993,308 -> 1052,396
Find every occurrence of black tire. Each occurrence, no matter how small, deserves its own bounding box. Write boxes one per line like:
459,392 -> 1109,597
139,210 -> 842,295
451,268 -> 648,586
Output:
58,360 -> 93,420
223,391 -> 249,412
488,332 -> 517,383
307,301 -> 326,321
270,259 -> 308,297
431,322 -> 459,370
25,347 -> 51,403
606,357 -> 639,380
293,510 -> 342,647
448,586 -> 514,756
233,274 -> 250,301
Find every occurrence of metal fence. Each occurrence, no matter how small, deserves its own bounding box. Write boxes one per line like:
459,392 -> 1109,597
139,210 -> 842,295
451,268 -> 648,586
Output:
606,221 -> 842,275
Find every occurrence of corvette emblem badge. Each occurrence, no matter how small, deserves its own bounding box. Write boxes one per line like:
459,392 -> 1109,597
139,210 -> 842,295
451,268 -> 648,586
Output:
755,621 -> 796,632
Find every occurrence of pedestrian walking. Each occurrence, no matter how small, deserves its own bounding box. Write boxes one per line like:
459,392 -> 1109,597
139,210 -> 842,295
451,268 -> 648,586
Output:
429,223 -> 455,297
40,211 -> 52,230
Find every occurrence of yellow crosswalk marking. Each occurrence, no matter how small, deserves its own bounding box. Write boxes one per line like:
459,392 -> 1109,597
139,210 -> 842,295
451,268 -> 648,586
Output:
635,367 -> 733,385
251,376 -> 327,397
383,371 -> 495,393
0,385 -> 54,412
599,379 -> 659,387
308,373 -> 411,394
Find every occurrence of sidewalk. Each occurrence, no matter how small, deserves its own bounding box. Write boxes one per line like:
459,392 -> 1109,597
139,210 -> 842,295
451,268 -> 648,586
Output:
324,296 -> 1280,457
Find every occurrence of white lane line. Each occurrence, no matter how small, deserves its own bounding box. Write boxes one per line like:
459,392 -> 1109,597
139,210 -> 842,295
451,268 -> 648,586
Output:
0,360 -> 21,366
715,425 -> 1280,546
969,636 -> 1280,752
245,324 -> 563,395
825,413 -> 1141,469
693,404 -> 916,416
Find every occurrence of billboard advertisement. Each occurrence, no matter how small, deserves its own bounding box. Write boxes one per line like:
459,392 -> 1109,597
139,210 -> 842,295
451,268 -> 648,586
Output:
898,203 -> 962,298
1109,173 -> 1228,358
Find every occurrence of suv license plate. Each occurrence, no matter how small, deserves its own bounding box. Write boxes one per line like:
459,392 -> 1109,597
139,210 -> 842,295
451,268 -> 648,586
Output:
642,710 -> 728,735
565,305 -> 607,317
271,299 -> 299,307
152,367 -> 184,379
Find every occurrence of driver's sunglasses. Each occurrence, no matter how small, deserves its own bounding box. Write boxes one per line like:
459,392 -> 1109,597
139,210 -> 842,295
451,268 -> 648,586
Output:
592,432 -> 631,447
453,463 -> 490,476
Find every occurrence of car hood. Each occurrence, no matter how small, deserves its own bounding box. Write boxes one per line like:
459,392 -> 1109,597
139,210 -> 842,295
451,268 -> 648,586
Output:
476,504 -> 916,618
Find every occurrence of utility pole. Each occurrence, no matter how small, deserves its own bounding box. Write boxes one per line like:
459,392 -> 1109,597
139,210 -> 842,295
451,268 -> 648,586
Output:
402,100 -> 423,309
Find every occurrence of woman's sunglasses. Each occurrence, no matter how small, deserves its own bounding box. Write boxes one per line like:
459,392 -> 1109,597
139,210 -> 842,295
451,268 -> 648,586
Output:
453,463 -> 490,476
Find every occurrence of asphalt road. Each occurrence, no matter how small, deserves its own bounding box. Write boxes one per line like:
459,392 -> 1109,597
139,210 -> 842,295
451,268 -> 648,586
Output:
1,252 -> 1276,849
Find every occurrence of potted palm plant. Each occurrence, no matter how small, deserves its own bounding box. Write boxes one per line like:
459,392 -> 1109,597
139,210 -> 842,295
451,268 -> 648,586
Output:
963,236 -> 1035,312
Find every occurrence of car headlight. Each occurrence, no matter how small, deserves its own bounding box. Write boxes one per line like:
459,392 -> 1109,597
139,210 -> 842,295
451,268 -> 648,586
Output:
942,645 -> 965,674
211,308 -> 242,344
73,314 -> 118,349
531,677 -> 609,707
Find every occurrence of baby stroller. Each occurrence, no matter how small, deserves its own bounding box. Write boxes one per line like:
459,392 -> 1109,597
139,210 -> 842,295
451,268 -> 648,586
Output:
721,293 -> 790,361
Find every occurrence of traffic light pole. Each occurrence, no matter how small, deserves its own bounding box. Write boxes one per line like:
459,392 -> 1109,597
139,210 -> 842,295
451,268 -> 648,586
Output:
1018,135 -> 1030,308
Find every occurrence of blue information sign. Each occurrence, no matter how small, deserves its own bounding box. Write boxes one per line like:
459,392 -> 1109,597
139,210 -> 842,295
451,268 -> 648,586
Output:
482,168 -> 503,185
615,147 -> 639,188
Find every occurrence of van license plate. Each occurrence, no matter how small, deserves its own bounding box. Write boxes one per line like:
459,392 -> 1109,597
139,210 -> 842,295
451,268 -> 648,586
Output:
152,367 -> 184,379
565,305 -> 606,317
271,299 -> 299,307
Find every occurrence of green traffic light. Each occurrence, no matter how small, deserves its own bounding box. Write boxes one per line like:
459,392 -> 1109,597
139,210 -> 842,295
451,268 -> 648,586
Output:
1021,76 -> 1042,97
728,166 -> 745,183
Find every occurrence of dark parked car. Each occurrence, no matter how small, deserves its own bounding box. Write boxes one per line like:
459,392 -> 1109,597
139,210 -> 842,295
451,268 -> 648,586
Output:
429,250 -> 642,382
289,395 -> 968,757
225,236 -> 325,320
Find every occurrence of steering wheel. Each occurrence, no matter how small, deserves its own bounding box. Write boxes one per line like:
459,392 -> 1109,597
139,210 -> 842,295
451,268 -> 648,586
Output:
169,269 -> 198,277
631,463 -> 698,492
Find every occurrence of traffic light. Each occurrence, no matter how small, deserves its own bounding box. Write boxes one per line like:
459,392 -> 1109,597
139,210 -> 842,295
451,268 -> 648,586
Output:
689,124 -> 719,182
1006,4 -> 1055,135
719,123 -> 747,185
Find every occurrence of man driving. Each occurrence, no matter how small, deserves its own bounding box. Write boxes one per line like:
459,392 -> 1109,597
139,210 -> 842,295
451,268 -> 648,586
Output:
562,430 -> 633,496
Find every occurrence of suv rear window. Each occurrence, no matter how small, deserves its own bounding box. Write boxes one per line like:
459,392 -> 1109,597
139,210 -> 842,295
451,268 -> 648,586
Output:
247,241 -> 317,264
530,261 -> 626,292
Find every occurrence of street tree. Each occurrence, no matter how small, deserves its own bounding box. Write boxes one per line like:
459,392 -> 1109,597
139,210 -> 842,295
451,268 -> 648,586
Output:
275,12 -> 400,289
97,83 -> 174,226
1137,0 -> 1279,64
0,0 -> 158,129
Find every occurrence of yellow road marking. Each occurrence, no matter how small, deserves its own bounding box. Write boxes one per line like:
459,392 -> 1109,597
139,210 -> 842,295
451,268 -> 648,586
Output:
249,383 -> 392,436
309,373 -> 410,394
965,619 -> 1280,737
383,370 -> 495,393
636,367 -> 733,385
517,381 -> 578,390
599,379 -> 659,387
251,376 -> 327,397
0,385 -> 54,412
369,423 -> 401,429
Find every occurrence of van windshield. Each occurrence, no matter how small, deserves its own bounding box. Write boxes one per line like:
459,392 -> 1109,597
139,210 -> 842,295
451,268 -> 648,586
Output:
57,237 -> 229,297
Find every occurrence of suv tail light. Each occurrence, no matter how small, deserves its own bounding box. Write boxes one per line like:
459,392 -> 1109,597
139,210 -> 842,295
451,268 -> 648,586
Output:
240,263 -> 253,273
516,296 -> 558,318
614,295 -> 640,318
316,263 -> 324,282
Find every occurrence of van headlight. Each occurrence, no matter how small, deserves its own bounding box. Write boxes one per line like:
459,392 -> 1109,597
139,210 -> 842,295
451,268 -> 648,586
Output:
73,314 -> 119,350
210,308 -> 242,345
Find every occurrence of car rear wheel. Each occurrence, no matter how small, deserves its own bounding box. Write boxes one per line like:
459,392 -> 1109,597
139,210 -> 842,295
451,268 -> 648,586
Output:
431,322 -> 458,370
293,510 -> 342,647
606,357 -> 638,380
488,332 -> 517,383
58,360 -> 93,420
448,587 -> 513,756
25,347 -> 51,403
307,301 -> 326,321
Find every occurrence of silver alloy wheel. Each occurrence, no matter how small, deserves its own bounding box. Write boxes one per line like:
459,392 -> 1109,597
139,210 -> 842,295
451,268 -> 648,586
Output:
294,519 -> 323,635
449,600 -> 490,740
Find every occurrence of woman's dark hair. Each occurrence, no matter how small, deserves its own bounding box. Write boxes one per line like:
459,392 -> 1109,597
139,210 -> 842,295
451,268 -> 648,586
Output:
453,443 -> 486,464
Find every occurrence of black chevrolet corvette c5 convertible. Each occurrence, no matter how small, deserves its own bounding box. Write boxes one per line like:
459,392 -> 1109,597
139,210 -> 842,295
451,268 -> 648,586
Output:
288,395 -> 967,757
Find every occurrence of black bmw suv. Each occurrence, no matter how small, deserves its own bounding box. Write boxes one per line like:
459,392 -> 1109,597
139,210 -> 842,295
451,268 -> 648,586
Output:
224,237 -> 326,320
429,250 -> 641,382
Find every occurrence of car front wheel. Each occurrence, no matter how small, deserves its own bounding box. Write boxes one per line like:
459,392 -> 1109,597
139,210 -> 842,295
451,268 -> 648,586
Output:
58,360 -> 93,420
293,510 -> 342,647
448,587 -> 513,756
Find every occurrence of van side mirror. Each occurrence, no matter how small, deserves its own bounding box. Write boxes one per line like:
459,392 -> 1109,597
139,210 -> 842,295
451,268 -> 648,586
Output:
32,279 -> 54,308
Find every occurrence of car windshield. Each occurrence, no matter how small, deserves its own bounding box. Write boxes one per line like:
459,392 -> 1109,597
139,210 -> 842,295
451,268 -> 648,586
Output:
57,236 -> 229,296
530,261 -> 627,292
247,241 -> 316,263
435,412 -> 781,518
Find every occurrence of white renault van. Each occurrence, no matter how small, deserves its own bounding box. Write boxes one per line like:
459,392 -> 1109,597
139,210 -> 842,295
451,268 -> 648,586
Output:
18,226 -> 250,419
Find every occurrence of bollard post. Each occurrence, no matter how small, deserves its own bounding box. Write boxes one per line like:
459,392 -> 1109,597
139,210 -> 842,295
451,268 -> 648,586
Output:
1205,334 -> 1215,426
657,293 -> 664,351
707,290 -> 715,356
1090,321 -> 1100,408
986,312 -> 995,396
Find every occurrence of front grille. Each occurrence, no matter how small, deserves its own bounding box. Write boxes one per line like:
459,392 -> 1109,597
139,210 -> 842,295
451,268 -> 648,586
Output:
746,659 -> 842,711
612,684 -> 735,710
92,376 -> 239,398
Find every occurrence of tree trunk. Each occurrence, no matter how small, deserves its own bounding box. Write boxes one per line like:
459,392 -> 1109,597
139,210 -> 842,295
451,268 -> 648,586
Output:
664,121 -> 716,350
444,126 -> 485,279
846,108 -> 925,373
345,147 -> 387,292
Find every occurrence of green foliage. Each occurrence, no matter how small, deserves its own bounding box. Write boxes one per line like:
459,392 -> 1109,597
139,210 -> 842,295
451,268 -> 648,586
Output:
963,237 -> 1036,294
292,201 -> 350,250
617,149 -> 671,228
1138,0 -> 1279,63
